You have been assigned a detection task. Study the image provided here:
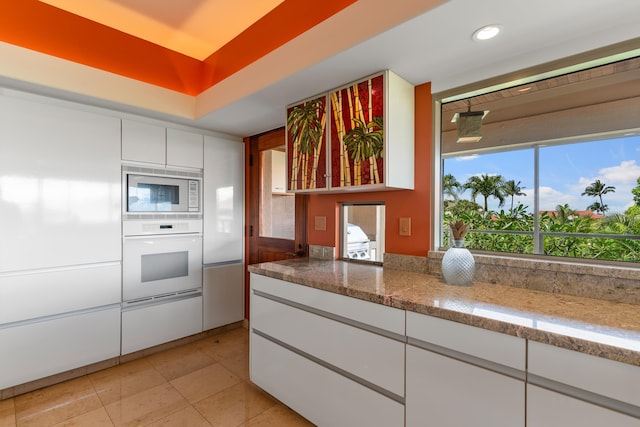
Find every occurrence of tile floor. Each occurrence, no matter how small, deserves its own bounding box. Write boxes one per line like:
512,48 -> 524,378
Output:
0,328 -> 314,427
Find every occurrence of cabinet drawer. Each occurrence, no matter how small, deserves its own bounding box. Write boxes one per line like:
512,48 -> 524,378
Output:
528,341 -> 640,407
122,296 -> 203,354
252,292 -> 405,396
528,384 -> 639,427
406,344 -> 524,427
251,331 -> 404,427
0,263 -> 121,324
406,311 -> 525,370
0,306 -> 120,389
250,274 -> 405,336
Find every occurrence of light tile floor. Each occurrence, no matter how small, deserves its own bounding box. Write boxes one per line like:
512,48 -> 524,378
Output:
0,328 -> 314,427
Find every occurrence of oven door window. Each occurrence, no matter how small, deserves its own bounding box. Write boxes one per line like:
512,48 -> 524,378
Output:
141,251 -> 188,282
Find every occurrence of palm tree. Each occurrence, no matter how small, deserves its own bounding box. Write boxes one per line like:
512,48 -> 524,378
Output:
343,116 -> 384,185
581,179 -> 615,215
287,98 -> 325,190
443,174 -> 462,201
502,180 -> 526,210
464,174 -> 505,212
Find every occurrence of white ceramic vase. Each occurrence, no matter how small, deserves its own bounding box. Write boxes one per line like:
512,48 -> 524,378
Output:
441,239 -> 475,286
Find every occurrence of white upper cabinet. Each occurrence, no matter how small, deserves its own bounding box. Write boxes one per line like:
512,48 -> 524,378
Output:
121,119 -> 166,165
167,128 -> 204,169
286,70 -> 414,193
203,135 -> 244,264
122,119 -> 203,169
0,92 -> 121,272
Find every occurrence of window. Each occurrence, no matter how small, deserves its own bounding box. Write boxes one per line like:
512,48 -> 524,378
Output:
340,203 -> 385,263
438,55 -> 640,263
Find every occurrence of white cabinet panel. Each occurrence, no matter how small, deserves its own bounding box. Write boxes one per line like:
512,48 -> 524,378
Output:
203,263 -> 244,330
121,296 -> 203,354
203,135 -> 244,264
0,306 -> 120,389
528,341 -> 640,407
253,293 -> 405,396
251,274 -> 405,336
251,332 -> 404,427
121,119 -> 166,165
527,385 -> 639,427
406,344 -> 525,427
167,128 -> 203,169
0,263 -> 121,324
0,93 -> 121,272
406,310 -> 525,371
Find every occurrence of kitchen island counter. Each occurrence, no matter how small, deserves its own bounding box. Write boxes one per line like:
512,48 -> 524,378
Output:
248,258 -> 640,366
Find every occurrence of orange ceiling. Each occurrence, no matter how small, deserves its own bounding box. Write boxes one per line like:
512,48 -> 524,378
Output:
1,0 -> 356,95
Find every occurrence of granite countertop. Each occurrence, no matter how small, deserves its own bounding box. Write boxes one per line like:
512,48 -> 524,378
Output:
248,258 -> 640,367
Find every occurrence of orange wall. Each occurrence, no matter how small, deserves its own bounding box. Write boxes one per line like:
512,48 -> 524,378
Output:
307,82 -> 433,257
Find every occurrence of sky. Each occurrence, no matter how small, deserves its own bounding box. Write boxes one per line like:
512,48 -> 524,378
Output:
443,135 -> 640,215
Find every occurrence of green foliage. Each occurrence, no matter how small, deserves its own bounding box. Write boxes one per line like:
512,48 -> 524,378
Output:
443,175 -> 640,263
463,174 -> 506,212
581,179 -> 615,214
287,98 -> 324,155
632,177 -> 640,206
343,116 -> 384,162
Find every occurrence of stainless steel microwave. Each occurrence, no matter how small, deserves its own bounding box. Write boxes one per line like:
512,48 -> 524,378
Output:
123,167 -> 201,214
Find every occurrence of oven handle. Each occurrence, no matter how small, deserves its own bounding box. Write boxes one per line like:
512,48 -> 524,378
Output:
123,233 -> 202,241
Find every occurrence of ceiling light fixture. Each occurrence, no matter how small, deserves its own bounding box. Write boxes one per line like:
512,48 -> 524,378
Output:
472,25 -> 502,41
452,102 -> 489,143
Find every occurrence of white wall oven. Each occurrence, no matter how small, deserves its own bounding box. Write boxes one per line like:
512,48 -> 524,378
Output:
121,165 -> 204,354
122,233 -> 202,302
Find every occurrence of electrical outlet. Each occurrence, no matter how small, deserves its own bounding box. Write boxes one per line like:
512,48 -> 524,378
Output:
315,216 -> 327,231
399,217 -> 411,236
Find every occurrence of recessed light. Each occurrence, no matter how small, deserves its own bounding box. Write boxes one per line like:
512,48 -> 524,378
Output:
472,25 -> 502,41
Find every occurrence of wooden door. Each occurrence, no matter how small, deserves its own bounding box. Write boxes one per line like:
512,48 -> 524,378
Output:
246,127 -> 307,265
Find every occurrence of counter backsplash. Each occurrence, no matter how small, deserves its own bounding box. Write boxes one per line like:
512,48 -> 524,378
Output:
383,252 -> 640,306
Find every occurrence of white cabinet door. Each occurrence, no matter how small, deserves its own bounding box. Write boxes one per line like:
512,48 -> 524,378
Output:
203,135 -> 244,264
406,344 -> 525,427
0,306 -> 120,389
167,128 -> 203,169
121,296 -> 203,354
527,385 -> 640,427
203,263 -> 244,330
0,93 -> 121,272
251,331 -> 404,427
121,119 -> 166,165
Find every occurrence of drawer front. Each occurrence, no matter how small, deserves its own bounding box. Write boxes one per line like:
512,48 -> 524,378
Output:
251,331 -> 404,427
528,341 -> 640,408
250,274 -> 405,336
122,296 -> 203,354
0,306 -> 120,389
406,344 -> 525,427
528,384 -> 640,427
406,311 -> 525,370
252,292 -> 405,397
0,263 -> 121,324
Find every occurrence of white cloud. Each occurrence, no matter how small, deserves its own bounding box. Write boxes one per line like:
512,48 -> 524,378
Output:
577,160 -> 640,187
537,186 -> 580,211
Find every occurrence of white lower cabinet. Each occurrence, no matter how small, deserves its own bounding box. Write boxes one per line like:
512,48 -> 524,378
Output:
527,341 -> 640,425
527,385 -> 640,427
406,345 -> 525,427
0,306 -> 120,389
249,274 -> 405,427
405,312 -> 526,427
203,263 -> 244,330
251,332 -> 403,427
249,274 -> 640,427
121,296 -> 203,354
